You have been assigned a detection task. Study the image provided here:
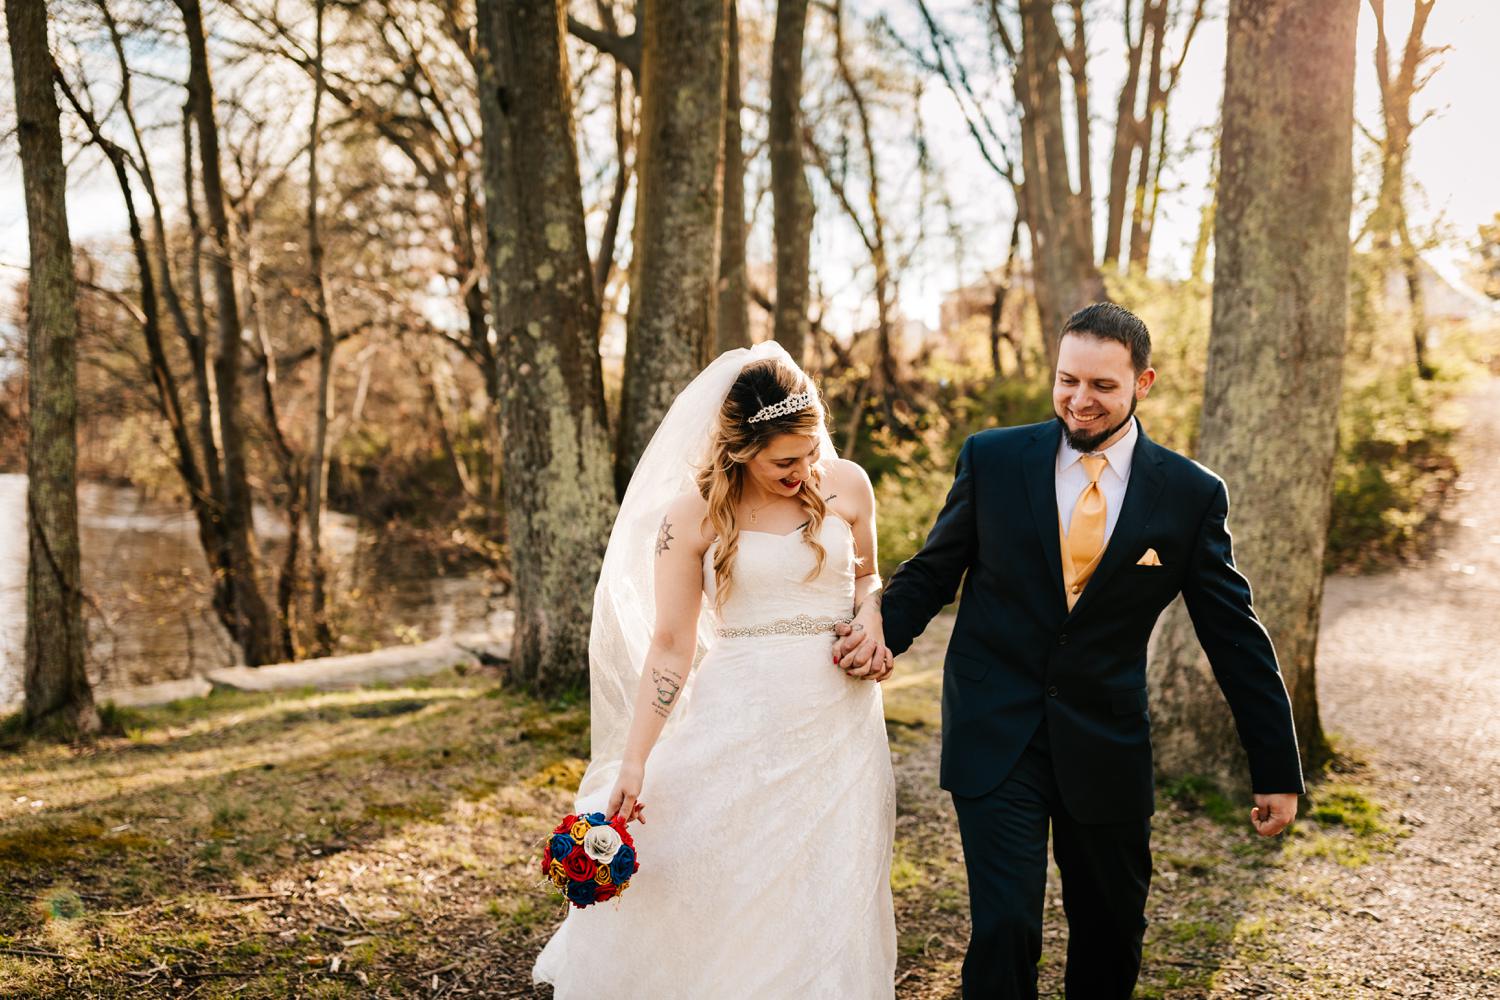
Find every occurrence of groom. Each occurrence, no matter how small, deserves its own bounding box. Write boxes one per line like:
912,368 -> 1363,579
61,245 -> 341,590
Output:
836,303 -> 1303,999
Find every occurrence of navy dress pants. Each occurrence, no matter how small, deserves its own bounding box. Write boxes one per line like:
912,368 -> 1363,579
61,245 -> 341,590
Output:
950,718 -> 1153,999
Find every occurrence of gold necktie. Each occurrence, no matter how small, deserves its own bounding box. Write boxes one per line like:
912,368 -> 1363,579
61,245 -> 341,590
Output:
1063,454 -> 1109,607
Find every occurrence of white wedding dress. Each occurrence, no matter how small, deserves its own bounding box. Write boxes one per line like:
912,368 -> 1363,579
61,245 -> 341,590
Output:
532,514 -> 897,999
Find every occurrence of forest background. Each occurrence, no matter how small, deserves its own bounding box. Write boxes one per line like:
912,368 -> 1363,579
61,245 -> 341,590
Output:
1,0 -> 1498,995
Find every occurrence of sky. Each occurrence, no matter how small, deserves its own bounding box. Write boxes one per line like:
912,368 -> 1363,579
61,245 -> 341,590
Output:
1,0 -> 1497,338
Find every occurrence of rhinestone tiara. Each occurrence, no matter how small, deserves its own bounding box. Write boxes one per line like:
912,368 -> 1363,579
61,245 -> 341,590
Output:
747,390 -> 814,424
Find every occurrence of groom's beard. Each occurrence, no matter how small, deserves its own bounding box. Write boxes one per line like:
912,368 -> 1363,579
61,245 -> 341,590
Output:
1055,395 -> 1137,453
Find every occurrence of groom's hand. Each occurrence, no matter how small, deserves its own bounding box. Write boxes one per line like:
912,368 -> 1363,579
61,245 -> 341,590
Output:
834,611 -> 889,680
1250,792 -> 1297,837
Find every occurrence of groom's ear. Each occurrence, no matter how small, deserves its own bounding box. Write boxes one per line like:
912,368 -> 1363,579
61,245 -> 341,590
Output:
1135,367 -> 1157,398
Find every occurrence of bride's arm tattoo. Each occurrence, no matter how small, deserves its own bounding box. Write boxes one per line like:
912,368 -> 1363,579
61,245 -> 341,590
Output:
853,588 -> 883,618
650,667 -> 684,718
655,516 -> 675,557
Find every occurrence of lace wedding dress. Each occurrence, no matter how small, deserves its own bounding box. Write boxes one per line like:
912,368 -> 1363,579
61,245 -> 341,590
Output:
532,514 -> 897,999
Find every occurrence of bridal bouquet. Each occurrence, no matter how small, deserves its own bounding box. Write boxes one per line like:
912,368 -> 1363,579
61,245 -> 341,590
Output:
541,812 -> 639,909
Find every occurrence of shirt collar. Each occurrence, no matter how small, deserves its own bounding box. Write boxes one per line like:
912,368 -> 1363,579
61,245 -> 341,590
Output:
1056,416 -> 1138,482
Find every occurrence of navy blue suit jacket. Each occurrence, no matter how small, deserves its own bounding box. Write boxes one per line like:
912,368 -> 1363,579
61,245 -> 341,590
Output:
880,420 -> 1305,823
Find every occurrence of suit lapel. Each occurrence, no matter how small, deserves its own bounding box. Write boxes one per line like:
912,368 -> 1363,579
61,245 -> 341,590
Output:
1067,422 -> 1167,622
1022,423 -> 1067,609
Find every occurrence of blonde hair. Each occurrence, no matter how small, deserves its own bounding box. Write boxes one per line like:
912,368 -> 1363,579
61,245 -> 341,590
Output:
694,359 -> 830,612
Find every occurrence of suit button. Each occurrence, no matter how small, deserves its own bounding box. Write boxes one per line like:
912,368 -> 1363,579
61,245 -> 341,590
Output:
1057,633 -> 1069,646
1047,685 -> 1059,697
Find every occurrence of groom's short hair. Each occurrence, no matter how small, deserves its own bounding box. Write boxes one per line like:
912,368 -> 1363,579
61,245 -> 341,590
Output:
1061,303 -> 1151,374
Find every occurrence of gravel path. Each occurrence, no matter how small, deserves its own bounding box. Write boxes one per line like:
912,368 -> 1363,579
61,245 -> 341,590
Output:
1238,377 -> 1500,997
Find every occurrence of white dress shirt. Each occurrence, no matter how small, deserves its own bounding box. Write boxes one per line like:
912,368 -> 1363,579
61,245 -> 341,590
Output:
1056,416 -> 1138,543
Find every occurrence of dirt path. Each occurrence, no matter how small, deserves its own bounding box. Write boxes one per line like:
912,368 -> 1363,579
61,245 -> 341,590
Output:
1230,378 -> 1500,997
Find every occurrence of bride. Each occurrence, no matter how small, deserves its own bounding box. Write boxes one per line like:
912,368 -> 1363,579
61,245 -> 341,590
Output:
532,342 -> 898,998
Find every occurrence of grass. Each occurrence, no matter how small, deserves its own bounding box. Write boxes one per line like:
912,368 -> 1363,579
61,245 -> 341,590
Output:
0,668 -> 588,997
0,617 -> 1410,998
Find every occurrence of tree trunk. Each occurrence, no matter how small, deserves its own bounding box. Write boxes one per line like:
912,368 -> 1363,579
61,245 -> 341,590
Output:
613,0 -> 728,494
1064,0 -> 1093,238
1126,0 -> 1167,273
306,0 -> 337,655
63,8 -> 253,659
1015,0 -> 1103,364
1368,0 -> 1438,380
1103,0 -> 1146,269
1398,215 -> 1434,380
1189,137 -> 1217,284
476,0 -> 618,694
1149,0 -> 1357,794
7,0 -> 99,737
179,0 -> 279,666
715,0 -> 751,356
769,0 -> 813,365
594,62 -> 632,303
989,217 -> 1023,378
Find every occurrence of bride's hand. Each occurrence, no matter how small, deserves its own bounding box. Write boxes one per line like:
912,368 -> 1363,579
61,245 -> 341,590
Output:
836,618 -> 887,680
607,761 -> 647,825
834,611 -> 884,673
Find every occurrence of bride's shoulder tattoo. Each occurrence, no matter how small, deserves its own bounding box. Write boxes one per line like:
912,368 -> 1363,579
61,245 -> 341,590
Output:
655,516 -> 675,557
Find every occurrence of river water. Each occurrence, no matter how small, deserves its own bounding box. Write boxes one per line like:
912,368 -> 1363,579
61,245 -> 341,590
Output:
0,474 -> 511,706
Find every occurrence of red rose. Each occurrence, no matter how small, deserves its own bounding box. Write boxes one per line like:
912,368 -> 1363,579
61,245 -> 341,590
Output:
594,883 -> 618,903
541,846 -> 552,877
560,845 -> 595,883
555,814 -> 578,835
609,817 -> 635,848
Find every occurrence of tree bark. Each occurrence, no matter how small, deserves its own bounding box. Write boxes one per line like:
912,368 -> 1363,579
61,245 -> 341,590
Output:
1015,0 -> 1103,365
7,0 -> 99,737
614,0 -> 728,494
476,0 -> 618,694
769,0 -> 813,365
1149,0 -> 1357,794
179,0 -> 278,666
715,0 -> 751,356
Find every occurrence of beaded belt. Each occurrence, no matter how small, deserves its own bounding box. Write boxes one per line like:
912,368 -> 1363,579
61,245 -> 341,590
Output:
714,613 -> 851,639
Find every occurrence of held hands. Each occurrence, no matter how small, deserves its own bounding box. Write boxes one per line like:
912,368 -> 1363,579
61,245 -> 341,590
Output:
1250,792 -> 1297,837
606,761 -> 647,826
832,609 -> 894,682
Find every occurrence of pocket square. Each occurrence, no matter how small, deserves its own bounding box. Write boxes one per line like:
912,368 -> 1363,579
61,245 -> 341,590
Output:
1136,548 -> 1163,566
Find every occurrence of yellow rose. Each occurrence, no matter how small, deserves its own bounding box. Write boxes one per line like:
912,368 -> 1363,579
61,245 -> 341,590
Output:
570,819 -> 590,843
594,864 -> 613,886
549,860 -> 568,888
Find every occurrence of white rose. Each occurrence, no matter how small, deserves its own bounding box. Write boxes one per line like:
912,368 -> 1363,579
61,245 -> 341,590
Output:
582,824 -> 623,864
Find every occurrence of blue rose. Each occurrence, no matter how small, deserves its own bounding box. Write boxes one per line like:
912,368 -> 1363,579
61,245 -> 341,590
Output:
566,879 -> 597,907
549,833 -> 575,861
609,844 -> 636,886
583,812 -> 609,827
